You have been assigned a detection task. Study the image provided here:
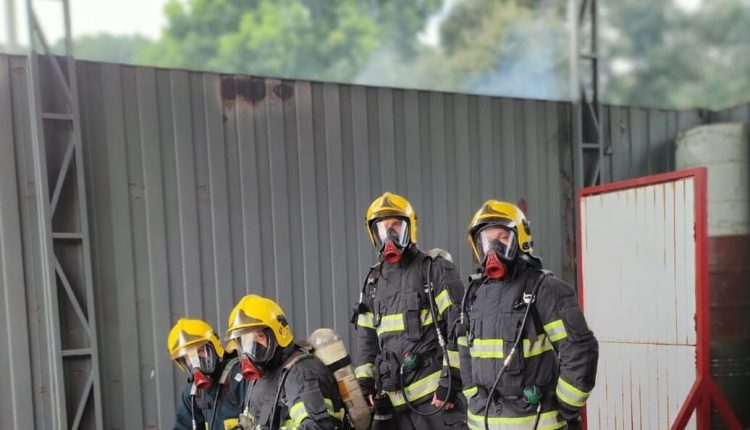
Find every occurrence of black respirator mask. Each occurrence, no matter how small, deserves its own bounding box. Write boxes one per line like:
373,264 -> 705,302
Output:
475,225 -> 519,280
235,327 -> 278,381
371,219 -> 410,264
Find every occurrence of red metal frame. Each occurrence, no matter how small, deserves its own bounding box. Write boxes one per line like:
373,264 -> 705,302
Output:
576,167 -> 743,430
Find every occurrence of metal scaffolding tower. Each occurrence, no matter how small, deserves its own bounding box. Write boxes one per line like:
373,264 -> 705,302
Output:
24,0 -> 102,428
571,0 -> 605,190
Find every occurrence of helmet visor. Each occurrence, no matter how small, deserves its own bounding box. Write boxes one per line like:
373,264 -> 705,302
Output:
234,327 -> 276,365
474,224 -> 518,262
371,218 -> 410,249
174,343 -> 216,374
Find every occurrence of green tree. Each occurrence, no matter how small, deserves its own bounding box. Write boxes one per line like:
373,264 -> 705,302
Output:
139,0 -> 441,81
601,0 -> 750,109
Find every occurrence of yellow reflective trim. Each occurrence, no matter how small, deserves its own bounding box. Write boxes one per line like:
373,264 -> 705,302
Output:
443,349 -> 460,368
421,308 -> 443,326
290,401 -> 308,425
357,312 -> 375,329
523,334 -> 554,357
376,313 -> 405,335
463,385 -> 478,400
544,319 -> 567,342
289,398 -> 344,426
457,336 -> 468,347
467,410 -> 566,430
556,377 -> 590,408
435,289 -> 453,315
223,418 -> 240,430
470,338 -> 504,359
355,362 -> 375,379
386,370 -> 441,406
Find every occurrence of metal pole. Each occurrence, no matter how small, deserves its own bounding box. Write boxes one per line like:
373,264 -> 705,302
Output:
569,0 -> 584,191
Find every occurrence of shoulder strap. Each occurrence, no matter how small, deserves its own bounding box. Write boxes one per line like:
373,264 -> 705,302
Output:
351,263 -> 382,325
218,357 -> 241,385
526,270 -> 553,340
270,351 -> 318,428
283,351 -> 315,372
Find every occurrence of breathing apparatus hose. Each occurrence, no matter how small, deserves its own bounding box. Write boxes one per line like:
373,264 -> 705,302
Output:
398,257 -> 453,416
483,272 -> 550,430
208,384 -> 221,430
190,394 -> 197,430
269,365 -> 292,430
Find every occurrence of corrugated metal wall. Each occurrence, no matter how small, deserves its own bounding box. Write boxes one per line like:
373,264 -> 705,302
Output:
712,102 -> 750,124
600,105 -> 704,183
1,53 -> 744,429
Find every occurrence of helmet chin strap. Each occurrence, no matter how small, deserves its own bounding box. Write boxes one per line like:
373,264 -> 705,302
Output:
484,251 -> 507,280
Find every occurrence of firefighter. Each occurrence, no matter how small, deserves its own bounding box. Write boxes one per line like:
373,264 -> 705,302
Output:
458,200 -> 598,430
352,192 -> 467,429
168,318 -> 246,430
226,294 -> 347,430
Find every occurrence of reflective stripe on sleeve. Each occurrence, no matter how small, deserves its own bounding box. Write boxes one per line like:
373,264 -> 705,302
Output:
443,349 -> 460,368
289,398 -> 344,426
355,362 -> 375,379
556,376 -> 591,408
543,319 -> 567,342
462,385 -> 478,400
457,336 -> 468,347
357,312 -> 375,329
434,289 -> 453,316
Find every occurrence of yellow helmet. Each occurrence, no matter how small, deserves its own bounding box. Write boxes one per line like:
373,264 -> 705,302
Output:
467,200 -> 534,262
365,192 -> 418,247
225,295 -> 293,348
167,318 -> 225,362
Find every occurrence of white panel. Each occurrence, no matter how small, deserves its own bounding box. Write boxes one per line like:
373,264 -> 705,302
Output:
581,177 -> 697,429
586,343 -> 696,430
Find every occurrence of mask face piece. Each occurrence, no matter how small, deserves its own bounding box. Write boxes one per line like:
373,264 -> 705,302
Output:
235,327 -> 276,367
192,368 -> 213,389
484,250 -> 507,280
474,223 -> 519,279
175,343 -> 218,389
382,239 -> 402,264
240,355 -> 263,380
371,218 -> 409,263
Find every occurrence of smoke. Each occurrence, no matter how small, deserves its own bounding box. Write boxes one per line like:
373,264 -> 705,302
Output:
353,0 -> 571,101
464,15 -> 570,100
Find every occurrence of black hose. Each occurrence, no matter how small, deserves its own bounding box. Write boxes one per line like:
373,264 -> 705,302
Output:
208,384 -> 221,430
269,367 -> 292,430
190,394 -> 197,430
483,287 -> 536,430
483,272 -> 549,430
399,257 -> 453,416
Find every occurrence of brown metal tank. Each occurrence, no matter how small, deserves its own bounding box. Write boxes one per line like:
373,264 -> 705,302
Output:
676,123 -> 750,429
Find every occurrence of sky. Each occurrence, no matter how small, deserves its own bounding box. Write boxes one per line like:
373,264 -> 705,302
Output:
1,0 -> 167,47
